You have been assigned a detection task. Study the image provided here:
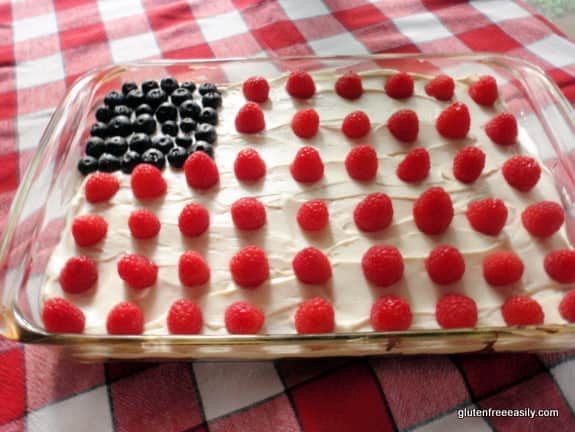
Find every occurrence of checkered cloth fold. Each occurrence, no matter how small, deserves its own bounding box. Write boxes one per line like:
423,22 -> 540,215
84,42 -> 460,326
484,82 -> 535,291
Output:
1,0 -> 575,431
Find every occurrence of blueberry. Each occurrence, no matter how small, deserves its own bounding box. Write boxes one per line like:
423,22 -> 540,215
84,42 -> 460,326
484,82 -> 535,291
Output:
145,88 -> 167,109
180,81 -> 196,93
179,100 -> 201,119
198,82 -> 219,95
160,77 -> 179,95
141,79 -> 159,94
126,89 -> 145,108
155,102 -> 178,123
170,87 -> 193,106
141,148 -> 166,169
85,136 -> 106,158
107,115 -> 132,137
175,135 -> 193,148
95,105 -> 113,123
122,81 -> 138,95
195,123 -> 216,144
179,117 -> 196,133
161,121 -> 178,137
202,92 -> 222,109
98,153 -> 121,172
121,150 -> 141,174
104,136 -> 128,156
90,122 -> 108,138
135,103 -> 153,116
193,140 -> 214,158
132,113 -> 157,135
113,105 -> 133,118
104,90 -> 125,108
152,135 -> 174,154
199,107 -> 218,125
129,133 -> 152,153
78,156 -> 99,175
167,146 -> 188,168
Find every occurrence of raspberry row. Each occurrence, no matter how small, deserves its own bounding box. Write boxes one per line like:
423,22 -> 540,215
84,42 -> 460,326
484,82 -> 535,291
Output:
80,173 -> 564,245
87,145 -> 544,223
58,245 -> 575,298
236,100 -> 517,146
42,289 -> 575,336
243,71 -> 496,106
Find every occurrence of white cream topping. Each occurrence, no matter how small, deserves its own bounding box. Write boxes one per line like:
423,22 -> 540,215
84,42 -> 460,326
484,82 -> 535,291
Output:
42,70 -> 572,334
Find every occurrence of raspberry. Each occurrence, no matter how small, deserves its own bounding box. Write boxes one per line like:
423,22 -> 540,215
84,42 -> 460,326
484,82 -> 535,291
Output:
396,148 -> 430,183
485,112 -> 517,146
184,151 -> 219,190
426,245 -> 465,285
131,164 -> 167,200
242,76 -> 270,103
59,256 -> 98,294
230,245 -> 269,288
294,297 -> 335,334
413,187 -> 454,235
106,302 -> 144,335
297,200 -> 329,232
387,109 -> 419,143
341,111 -> 371,139
234,148 -> 266,182
292,247 -> 332,285
436,102 -> 470,140
466,198 -> 508,236
354,192 -> 393,232
178,203 -> 209,237
42,298 -> 85,333
117,253 -> 158,290
502,155 -> 541,191
179,251 -> 210,287
290,146 -> 324,183
370,295 -> 412,331
559,290 -> 575,322
231,197 -> 266,230
345,145 -> 378,181
544,250 -> 575,283
167,299 -> 203,334
361,245 -> 404,287
235,102 -> 265,134
469,75 -> 498,106
502,296 -> 544,326
483,251 -> 524,286
85,172 -> 119,203
335,72 -> 363,100
72,214 -> 108,247
521,201 -> 564,238
292,108 -> 319,139
286,71 -> 315,99
384,71 -> 414,99
436,293 -> 478,329
453,146 -> 485,183
225,301 -> 265,334
128,209 -> 160,239
424,74 -> 455,101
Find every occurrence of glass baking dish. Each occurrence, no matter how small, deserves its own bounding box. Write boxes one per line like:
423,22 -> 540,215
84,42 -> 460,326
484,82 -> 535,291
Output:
1,54 -> 574,360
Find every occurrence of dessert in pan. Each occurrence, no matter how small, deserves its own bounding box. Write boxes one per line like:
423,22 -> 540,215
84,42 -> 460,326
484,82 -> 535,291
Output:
40,68 -> 575,336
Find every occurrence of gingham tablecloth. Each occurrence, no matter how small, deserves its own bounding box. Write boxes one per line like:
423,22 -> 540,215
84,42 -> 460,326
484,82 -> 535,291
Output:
1,1 -> 575,431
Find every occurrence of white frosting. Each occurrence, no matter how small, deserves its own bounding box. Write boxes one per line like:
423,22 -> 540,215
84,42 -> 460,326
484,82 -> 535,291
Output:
42,70 -> 572,334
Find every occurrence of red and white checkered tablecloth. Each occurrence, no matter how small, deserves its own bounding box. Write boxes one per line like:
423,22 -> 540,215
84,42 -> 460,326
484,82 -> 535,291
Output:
1,0 -> 575,431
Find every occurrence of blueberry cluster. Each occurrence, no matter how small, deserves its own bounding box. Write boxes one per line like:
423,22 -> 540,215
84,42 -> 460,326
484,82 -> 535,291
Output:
78,77 -> 222,175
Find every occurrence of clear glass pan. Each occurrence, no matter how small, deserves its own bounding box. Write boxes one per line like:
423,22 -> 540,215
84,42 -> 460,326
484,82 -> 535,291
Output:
1,54 -> 574,360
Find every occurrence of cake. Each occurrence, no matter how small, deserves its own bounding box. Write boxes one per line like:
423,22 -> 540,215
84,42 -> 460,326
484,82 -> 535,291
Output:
40,69 -> 575,336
